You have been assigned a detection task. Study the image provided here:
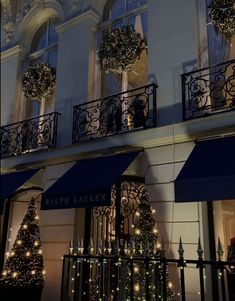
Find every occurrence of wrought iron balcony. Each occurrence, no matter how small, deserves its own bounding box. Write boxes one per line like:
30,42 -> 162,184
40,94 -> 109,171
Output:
72,83 -> 157,143
182,59 -> 235,120
0,112 -> 60,158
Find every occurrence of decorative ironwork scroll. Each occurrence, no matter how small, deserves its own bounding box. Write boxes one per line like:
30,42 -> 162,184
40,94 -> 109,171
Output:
181,59 -> 235,120
0,112 -> 60,158
72,83 -> 157,143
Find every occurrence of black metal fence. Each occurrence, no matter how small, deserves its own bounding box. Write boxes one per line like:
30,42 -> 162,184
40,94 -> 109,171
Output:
72,83 -> 157,143
181,59 -> 235,120
0,112 -> 60,158
60,240 -> 235,301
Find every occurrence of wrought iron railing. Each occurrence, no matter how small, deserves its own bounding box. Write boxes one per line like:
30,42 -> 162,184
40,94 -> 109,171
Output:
72,84 -> 157,143
61,238 -> 235,301
181,59 -> 235,120
0,112 -> 60,158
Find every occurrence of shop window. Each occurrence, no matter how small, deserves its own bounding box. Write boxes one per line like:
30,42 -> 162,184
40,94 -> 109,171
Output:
213,200 -> 235,300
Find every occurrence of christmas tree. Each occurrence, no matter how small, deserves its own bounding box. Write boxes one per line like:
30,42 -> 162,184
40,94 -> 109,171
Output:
132,189 -> 175,301
0,198 -> 45,289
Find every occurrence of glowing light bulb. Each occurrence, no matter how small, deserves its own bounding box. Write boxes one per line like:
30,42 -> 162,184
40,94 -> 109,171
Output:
134,283 -> 140,292
31,270 -> 36,275
156,242 -> 161,249
152,209 -> 156,214
17,240 -> 22,245
38,249 -> 42,254
135,212 -> 140,217
26,251 -> 31,257
42,270 -> 46,275
34,241 -> 39,246
153,228 -> 158,234
134,266 -> 139,273
168,281 -> 173,288
12,272 -> 18,278
35,215 -> 39,220
135,229 -> 141,235
10,251 -> 15,256
2,270 -> 7,276
23,224 -> 28,229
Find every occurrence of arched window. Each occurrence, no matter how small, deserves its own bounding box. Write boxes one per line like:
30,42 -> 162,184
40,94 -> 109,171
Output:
99,0 -> 148,96
24,17 -> 59,119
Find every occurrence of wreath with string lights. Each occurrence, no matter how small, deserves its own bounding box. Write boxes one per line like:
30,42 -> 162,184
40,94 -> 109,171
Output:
208,0 -> 235,36
98,25 -> 145,73
22,62 -> 56,99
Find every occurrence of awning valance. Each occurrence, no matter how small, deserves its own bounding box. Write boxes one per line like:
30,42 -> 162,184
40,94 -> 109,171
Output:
41,151 -> 140,210
174,136 -> 235,202
0,168 -> 40,214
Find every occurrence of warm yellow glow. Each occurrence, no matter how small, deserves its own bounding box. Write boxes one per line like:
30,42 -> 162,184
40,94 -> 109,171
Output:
168,281 -> 173,288
152,209 -> 156,214
134,266 -> 139,273
34,241 -> 39,246
2,270 -> 7,276
153,228 -> 158,234
135,229 -> 141,235
35,215 -> 39,220
42,270 -> 46,275
38,249 -> 42,254
23,224 -> 28,229
6,252 -> 10,257
17,240 -> 22,245
26,251 -> 31,257
135,212 -> 140,217
12,272 -> 18,278
10,251 -> 15,256
156,242 -> 161,249
134,283 -> 140,292
31,270 -> 36,275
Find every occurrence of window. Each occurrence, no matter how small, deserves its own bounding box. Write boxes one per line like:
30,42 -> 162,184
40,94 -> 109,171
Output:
24,18 -> 59,119
99,0 -> 148,97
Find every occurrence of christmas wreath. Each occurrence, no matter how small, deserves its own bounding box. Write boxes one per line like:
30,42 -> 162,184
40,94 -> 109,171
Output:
208,0 -> 235,36
22,62 -> 56,98
98,25 -> 145,73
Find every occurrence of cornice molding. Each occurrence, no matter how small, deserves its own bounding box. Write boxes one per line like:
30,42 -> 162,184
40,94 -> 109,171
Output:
1,45 -> 27,61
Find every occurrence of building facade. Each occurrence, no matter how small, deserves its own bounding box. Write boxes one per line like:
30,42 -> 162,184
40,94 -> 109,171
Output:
1,0 -> 235,300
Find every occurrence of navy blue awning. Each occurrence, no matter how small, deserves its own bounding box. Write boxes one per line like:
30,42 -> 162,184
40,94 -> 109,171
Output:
41,151 -> 140,210
0,168 -> 40,214
174,136 -> 235,202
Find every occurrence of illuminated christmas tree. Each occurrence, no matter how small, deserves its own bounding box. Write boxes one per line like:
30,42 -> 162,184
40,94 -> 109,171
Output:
0,198 -> 45,300
132,189 -> 175,301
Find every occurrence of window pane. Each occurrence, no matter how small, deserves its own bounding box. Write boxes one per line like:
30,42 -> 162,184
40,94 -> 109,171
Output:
111,0 -> 125,19
29,55 -> 44,66
141,11 -> 147,42
127,0 -> 147,11
128,12 -> 147,41
47,49 -> 57,68
111,20 -> 124,30
30,22 -> 48,52
48,19 -> 59,46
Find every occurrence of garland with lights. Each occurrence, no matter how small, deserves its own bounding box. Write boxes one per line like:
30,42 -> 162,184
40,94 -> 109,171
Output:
208,0 -> 235,36
132,189 -> 175,300
0,198 -> 45,300
98,25 -> 145,73
22,62 -> 56,98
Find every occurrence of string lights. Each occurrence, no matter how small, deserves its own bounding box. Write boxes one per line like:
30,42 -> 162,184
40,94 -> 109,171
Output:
0,198 -> 45,298
208,0 -> 235,36
98,25 -> 145,73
